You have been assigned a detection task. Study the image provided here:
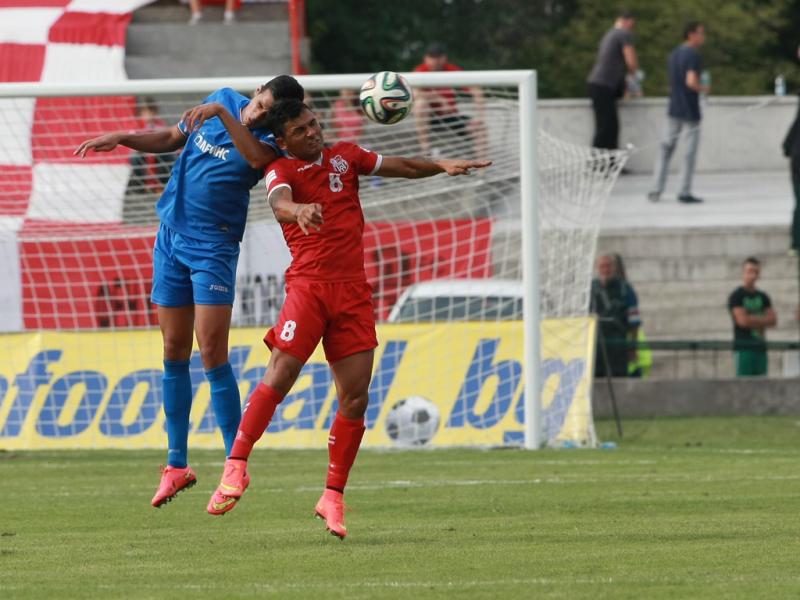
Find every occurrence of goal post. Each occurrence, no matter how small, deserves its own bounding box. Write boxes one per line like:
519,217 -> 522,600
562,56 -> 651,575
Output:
0,71 -> 623,451
516,71 -> 542,450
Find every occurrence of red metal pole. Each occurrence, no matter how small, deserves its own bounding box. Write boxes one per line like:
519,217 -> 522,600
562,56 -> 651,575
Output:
288,0 -> 307,74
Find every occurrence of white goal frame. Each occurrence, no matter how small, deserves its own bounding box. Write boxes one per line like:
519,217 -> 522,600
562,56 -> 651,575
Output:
0,70 -> 543,449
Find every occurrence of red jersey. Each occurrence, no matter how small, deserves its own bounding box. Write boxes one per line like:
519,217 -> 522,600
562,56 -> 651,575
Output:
413,62 -> 462,116
265,142 -> 382,283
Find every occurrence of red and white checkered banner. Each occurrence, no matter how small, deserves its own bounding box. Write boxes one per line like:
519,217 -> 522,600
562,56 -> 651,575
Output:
0,0 -> 155,331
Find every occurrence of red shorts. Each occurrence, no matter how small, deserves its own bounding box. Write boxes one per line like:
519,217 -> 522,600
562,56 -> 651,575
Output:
265,279 -> 378,364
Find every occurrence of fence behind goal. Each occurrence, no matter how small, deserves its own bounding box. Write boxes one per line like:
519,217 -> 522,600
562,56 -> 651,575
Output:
0,72 -> 624,451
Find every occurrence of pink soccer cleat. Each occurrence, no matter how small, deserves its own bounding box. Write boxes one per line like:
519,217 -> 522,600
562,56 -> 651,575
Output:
314,489 -> 347,539
151,465 -> 197,508
207,458 -> 250,515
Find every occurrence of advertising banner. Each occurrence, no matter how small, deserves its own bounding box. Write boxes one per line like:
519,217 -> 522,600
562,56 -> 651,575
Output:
0,318 -> 596,450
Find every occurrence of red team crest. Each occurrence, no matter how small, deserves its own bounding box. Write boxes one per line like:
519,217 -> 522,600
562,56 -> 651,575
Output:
329,154 -> 349,174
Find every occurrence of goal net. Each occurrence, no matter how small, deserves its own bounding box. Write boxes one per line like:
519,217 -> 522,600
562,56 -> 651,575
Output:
0,72 -> 625,451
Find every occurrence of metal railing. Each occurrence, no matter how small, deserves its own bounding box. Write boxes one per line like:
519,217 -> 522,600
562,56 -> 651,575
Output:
601,339 -> 800,379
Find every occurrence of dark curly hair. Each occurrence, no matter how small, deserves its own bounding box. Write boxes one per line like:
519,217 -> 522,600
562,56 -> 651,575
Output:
265,98 -> 309,137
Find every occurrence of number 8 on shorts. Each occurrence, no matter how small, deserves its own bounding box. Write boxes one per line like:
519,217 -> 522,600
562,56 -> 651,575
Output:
280,320 -> 297,341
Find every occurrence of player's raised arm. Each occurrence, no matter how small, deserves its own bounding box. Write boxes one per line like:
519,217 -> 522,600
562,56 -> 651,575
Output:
74,125 -> 186,158
268,185 -> 323,235
181,102 -> 277,169
376,155 -> 491,179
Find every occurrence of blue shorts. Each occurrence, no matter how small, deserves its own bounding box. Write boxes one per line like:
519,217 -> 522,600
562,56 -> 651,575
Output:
151,224 -> 240,307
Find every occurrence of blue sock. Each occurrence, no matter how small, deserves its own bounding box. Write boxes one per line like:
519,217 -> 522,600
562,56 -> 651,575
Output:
162,359 -> 192,468
206,362 -> 242,456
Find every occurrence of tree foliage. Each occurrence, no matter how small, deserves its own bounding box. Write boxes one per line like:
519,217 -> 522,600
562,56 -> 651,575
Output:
307,0 -> 798,97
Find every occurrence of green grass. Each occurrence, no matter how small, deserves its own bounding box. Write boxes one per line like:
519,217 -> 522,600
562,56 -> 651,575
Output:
4,416 -> 800,599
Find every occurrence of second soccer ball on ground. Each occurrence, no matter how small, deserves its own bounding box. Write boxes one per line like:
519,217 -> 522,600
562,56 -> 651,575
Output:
385,396 -> 440,446
359,71 -> 414,125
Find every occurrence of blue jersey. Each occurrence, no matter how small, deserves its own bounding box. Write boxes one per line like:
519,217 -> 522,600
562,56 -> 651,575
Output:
156,87 -> 279,242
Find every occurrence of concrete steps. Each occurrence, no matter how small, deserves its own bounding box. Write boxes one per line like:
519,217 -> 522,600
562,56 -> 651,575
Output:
633,279 -> 797,309
597,226 -> 798,337
621,255 -> 797,284
600,226 -> 792,262
131,1 -> 288,24
125,5 -> 291,79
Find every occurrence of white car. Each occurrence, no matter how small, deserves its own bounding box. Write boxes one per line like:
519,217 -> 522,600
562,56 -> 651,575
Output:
387,279 -> 523,323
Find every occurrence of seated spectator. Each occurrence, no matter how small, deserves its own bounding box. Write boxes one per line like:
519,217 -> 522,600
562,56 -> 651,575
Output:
612,253 -> 651,377
413,43 -> 488,160
728,257 -> 777,377
330,88 -> 364,144
591,254 -> 635,377
189,0 -> 240,25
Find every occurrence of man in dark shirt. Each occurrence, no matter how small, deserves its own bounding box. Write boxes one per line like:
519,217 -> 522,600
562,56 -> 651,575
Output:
586,10 -> 639,150
728,257 -> 777,377
649,22 -> 708,204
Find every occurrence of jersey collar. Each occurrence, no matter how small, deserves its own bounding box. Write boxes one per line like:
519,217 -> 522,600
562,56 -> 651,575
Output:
286,150 -> 324,166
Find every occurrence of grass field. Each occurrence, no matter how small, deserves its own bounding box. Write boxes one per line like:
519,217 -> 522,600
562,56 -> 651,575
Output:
3,416 -> 800,599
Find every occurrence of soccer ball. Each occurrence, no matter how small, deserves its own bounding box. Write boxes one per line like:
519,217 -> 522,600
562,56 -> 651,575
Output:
359,71 -> 414,125
385,396 -> 440,447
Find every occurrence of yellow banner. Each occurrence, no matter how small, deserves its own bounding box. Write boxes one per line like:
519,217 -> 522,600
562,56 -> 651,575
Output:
0,319 -> 596,450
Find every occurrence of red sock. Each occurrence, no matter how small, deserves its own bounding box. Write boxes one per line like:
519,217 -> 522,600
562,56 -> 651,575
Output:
229,383 -> 283,460
326,412 -> 366,492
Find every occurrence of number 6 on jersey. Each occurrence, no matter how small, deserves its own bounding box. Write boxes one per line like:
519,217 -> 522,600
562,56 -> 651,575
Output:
329,173 -> 343,193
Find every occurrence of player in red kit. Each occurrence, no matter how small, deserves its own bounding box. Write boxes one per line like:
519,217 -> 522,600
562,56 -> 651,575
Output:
207,98 -> 490,538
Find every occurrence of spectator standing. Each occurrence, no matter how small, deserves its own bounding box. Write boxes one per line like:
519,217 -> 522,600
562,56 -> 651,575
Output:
587,10 -> 639,150
109,278 -> 131,328
591,254 -> 631,377
781,81 -> 800,255
728,257 -> 777,377
189,0 -> 239,25
413,43 -> 488,160
94,282 -> 112,328
649,22 -> 708,204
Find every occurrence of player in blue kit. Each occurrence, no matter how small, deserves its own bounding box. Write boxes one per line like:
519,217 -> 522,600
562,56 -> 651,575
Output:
75,76 -> 305,507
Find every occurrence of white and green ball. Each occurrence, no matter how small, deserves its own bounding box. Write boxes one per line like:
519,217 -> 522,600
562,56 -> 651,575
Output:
359,71 -> 414,125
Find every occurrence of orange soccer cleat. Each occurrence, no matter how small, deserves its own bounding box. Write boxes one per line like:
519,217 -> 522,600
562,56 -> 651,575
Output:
314,489 -> 347,539
207,458 -> 250,515
151,465 -> 197,508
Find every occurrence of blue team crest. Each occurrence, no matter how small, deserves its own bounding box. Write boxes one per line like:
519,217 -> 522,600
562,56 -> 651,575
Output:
330,155 -> 349,174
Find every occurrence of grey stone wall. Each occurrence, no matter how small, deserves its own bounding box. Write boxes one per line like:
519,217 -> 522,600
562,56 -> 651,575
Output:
593,377 -> 800,418
539,96 -> 797,174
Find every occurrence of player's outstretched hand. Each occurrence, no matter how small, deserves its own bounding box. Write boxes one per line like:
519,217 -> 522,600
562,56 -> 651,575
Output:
181,102 -> 223,133
438,159 -> 492,176
74,133 -> 122,158
295,203 -> 323,235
